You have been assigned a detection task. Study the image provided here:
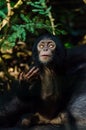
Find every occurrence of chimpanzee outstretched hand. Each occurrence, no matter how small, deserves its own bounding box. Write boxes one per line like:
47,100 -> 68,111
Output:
19,66 -> 39,82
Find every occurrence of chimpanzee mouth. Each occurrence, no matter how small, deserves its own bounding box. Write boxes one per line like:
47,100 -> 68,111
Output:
41,55 -> 51,57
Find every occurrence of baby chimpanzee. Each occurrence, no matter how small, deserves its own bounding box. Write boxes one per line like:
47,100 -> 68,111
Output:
0,34 -> 86,129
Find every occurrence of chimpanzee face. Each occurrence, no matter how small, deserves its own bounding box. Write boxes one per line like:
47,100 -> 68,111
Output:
32,34 -> 65,66
37,38 -> 56,64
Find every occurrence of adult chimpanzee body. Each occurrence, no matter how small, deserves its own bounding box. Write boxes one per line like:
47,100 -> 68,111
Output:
0,34 -> 86,129
66,45 -> 86,127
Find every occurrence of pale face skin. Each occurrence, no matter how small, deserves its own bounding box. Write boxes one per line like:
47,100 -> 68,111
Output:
37,39 -> 56,64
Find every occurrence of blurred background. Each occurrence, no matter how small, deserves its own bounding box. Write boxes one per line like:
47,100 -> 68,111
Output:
0,0 -> 86,93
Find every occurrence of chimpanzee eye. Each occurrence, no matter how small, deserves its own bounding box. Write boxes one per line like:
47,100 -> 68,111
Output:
49,44 -> 54,48
39,44 -> 44,49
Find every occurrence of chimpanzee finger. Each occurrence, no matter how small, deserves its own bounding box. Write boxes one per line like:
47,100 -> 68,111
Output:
25,67 -> 39,78
19,72 -> 24,81
26,68 -> 39,80
25,66 -> 36,77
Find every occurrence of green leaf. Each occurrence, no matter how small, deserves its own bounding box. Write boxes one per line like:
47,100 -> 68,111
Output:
39,11 -> 46,15
64,43 -> 73,48
0,11 -> 6,18
32,9 -> 41,12
45,6 -> 51,14
28,2 -> 43,9
34,1 -> 41,4
20,14 -> 29,23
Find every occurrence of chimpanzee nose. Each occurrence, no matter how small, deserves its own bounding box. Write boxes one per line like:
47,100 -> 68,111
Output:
43,47 -> 48,51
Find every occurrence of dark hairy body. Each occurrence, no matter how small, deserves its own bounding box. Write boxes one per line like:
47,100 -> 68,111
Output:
0,34 -> 86,130
66,45 -> 86,127
17,34 -> 66,126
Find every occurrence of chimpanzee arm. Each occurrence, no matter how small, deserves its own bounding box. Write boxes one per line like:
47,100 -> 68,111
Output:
0,66 -> 40,127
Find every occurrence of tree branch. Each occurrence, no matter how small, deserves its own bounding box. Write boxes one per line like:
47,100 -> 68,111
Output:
7,0 -> 11,16
41,2 -> 56,35
48,12 -> 55,35
0,0 -> 24,31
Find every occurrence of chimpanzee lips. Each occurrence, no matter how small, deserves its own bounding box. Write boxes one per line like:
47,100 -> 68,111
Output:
41,55 -> 51,57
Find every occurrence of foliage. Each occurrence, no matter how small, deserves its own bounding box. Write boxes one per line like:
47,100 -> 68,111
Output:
0,0 -> 86,91
64,42 -> 73,48
0,0 -> 66,91
0,0 -> 67,51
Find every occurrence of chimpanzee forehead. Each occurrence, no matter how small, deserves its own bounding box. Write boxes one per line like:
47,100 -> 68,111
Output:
39,39 -> 55,42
